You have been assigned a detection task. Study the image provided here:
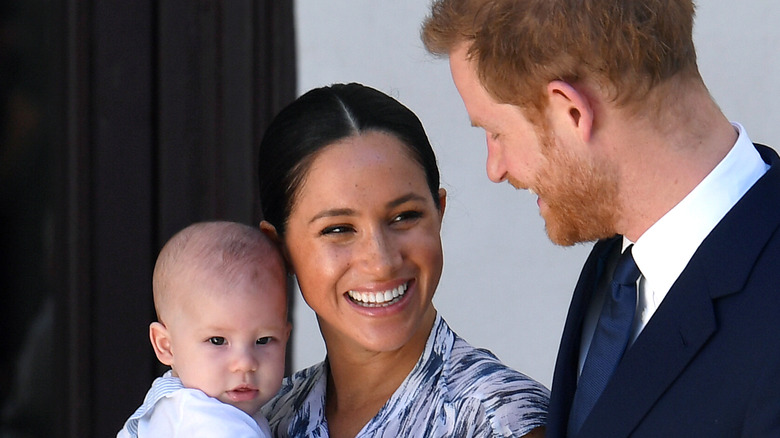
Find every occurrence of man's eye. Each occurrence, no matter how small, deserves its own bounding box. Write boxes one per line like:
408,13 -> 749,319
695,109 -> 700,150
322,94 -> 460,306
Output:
257,337 -> 272,345
208,337 -> 226,346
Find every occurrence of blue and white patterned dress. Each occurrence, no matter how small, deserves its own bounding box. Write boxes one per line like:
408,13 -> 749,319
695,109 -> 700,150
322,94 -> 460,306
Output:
259,313 -> 549,437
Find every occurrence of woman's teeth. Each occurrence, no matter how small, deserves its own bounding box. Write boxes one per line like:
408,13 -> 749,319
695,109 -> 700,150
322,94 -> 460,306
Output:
348,283 -> 408,307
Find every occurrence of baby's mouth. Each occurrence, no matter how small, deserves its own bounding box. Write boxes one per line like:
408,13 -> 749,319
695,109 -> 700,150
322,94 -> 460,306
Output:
347,283 -> 408,307
226,385 -> 259,402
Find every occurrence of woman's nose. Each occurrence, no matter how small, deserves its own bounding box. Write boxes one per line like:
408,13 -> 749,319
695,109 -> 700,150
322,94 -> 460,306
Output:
359,228 -> 401,275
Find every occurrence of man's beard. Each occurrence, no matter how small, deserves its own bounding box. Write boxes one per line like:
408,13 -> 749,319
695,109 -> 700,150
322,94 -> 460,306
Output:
534,135 -> 619,246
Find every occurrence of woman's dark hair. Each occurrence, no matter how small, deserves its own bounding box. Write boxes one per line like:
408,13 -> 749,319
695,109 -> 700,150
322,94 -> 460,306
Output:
258,83 -> 441,236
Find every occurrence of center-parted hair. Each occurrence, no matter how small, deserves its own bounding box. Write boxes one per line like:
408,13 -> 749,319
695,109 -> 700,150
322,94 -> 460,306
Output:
422,0 -> 700,119
257,83 -> 441,236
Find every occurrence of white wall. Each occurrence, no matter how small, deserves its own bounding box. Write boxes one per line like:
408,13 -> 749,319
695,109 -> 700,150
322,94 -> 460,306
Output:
291,1 -> 780,388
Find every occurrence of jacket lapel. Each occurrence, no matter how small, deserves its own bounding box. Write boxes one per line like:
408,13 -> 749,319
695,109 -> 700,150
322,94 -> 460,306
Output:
576,261 -> 717,436
547,237 -> 620,438
576,144 -> 780,437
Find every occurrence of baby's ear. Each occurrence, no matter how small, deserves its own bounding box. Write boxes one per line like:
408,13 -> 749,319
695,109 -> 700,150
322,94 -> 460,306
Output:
149,322 -> 174,366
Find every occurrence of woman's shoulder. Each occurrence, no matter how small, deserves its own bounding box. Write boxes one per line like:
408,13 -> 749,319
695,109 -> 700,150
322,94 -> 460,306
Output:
444,324 -> 545,383
263,361 -> 325,414
444,331 -> 550,413
260,361 -> 328,435
430,320 -> 549,436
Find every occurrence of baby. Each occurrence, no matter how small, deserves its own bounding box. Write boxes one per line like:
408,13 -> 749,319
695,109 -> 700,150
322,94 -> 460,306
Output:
118,221 -> 291,437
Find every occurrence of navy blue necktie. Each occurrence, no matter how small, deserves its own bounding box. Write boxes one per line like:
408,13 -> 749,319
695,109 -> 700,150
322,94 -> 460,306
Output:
568,245 -> 640,436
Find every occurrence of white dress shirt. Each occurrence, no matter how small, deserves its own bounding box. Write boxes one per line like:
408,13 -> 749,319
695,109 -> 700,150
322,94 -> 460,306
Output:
579,123 -> 768,374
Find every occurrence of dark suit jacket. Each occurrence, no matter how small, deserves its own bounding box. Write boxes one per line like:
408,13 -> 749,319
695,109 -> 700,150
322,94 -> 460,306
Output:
547,144 -> 780,437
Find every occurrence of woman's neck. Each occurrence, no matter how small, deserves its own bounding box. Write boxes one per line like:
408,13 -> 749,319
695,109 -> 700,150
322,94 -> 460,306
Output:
322,309 -> 436,438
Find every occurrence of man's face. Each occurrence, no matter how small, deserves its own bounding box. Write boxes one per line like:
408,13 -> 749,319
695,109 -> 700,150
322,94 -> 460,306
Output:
449,45 -> 545,190
448,44 -> 618,245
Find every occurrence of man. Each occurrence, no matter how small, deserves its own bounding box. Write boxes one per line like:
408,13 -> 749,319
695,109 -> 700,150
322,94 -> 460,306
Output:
422,1 -> 780,437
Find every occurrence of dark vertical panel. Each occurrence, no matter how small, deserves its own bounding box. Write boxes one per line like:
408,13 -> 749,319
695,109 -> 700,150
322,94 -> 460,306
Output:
253,1 -> 297,223
157,0 -> 272,233
63,1 -> 92,436
221,1 -> 255,222
255,1 -> 297,374
1,0 -> 296,435
0,1 -> 66,436
91,1 -> 157,436
157,0 -> 213,240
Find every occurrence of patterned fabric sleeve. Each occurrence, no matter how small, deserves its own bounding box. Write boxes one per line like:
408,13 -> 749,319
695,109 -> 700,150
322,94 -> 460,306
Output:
260,313 -> 550,438
445,342 -> 549,437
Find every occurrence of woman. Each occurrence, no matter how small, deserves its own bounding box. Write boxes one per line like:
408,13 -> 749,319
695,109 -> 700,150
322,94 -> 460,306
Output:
257,83 -> 548,437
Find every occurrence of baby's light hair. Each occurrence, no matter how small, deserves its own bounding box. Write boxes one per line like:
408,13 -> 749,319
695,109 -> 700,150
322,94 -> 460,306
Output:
152,221 -> 286,323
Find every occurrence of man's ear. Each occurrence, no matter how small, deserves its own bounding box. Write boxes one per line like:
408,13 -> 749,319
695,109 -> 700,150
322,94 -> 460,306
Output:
149,322 -> 174,367
546,80 -> 594,142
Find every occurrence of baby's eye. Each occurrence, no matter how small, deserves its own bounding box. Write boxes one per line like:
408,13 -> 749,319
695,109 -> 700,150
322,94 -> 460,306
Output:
257,337 -> 272,345
208,337 -> 226,346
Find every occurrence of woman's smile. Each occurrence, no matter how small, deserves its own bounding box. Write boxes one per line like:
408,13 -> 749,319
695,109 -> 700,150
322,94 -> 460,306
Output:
347,282 -> 408,307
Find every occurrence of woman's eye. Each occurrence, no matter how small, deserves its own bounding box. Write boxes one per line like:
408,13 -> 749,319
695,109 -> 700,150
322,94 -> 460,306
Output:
208,337 -> 226,346
320,225 -> 354,235
392,210 -> 423,224
257,337 -> 272,345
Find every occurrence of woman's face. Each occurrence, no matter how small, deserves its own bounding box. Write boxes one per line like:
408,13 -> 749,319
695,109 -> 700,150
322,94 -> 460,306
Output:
282,130 -> 445,354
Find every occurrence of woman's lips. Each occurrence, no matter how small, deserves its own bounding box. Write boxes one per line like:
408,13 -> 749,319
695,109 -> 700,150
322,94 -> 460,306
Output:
346,282 -> 408,307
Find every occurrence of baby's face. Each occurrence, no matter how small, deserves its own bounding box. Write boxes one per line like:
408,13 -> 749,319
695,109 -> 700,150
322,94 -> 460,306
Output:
165,272 -> 289,416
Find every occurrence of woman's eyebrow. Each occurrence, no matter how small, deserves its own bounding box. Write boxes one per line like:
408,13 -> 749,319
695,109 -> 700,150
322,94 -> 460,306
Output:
309,208 -> 356,224
308,193 -> 428,224
388,193 -> 428,209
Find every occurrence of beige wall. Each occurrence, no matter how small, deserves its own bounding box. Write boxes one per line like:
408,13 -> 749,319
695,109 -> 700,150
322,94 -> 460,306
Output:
292,1 -> 780,387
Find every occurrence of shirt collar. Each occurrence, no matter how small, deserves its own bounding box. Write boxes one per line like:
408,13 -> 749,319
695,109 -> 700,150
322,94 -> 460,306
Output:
629,122 -> 768,296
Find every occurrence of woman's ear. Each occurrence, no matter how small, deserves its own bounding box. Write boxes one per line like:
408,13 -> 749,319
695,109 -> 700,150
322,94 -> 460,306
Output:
149,322 -> 174,367
437,188 -> 447,219
546,80 -> 594,143
283,321 -> 292,343
260,220 -> 295,275
260,220 -> 280,242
